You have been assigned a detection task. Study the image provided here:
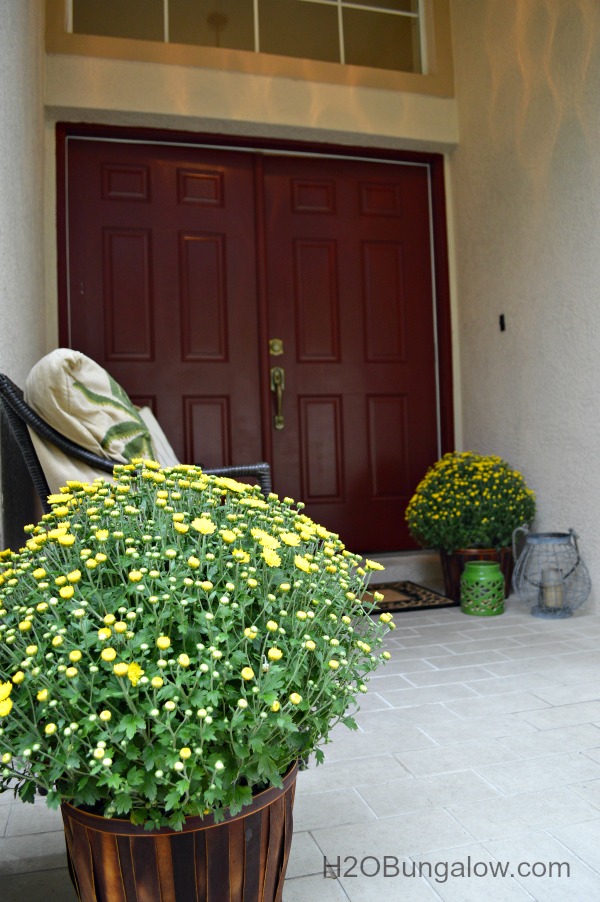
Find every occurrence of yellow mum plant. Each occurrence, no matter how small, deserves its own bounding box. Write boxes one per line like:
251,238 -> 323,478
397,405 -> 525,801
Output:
0,462 -> 392,830
406,451 -> 536,553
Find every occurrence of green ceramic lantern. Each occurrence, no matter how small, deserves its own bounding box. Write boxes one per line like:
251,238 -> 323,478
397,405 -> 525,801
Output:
460,560 -> 505,616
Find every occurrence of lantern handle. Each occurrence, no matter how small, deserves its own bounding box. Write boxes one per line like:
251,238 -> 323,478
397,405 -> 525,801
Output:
512,524 -> 530,561
567,529 -> 581,567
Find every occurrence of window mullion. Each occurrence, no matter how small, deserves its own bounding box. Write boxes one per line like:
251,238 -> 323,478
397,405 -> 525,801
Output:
254,0 -> 261,52
338,0 -> 345,65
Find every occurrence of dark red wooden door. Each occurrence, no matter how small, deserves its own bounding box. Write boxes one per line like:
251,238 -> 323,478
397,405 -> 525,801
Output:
66,141 -> 263,469
262,155 -> 438,550
63,138 -> 441,551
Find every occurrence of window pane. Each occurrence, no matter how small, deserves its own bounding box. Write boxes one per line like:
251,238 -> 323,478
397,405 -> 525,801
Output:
343,9 -> 421,72
259,0 -> 340,63
344,0 -> 419,11
170,0 -> 255,51
73,0 -> 164,41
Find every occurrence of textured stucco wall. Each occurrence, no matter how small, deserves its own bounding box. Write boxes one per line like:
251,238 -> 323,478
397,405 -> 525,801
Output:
449,0 -> 600,604
0,1 -> 46,546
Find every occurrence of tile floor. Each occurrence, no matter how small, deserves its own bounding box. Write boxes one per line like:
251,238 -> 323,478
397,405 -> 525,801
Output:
2,597 -> 600,900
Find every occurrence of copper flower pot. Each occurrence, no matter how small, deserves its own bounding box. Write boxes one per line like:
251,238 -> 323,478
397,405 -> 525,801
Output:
61,761 -> 298,902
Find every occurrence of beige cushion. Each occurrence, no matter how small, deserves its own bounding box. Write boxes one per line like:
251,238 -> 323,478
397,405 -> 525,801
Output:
24,348 -> 175,494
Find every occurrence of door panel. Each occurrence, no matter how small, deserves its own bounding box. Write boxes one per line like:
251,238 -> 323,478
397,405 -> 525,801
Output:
263,155 -> 437,550
67,141 -> 263,469
64,138 -> 441,551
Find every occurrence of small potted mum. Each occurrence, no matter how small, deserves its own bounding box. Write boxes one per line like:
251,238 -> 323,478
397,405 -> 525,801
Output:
0,462 -> 393,901
405,451 -> 536,601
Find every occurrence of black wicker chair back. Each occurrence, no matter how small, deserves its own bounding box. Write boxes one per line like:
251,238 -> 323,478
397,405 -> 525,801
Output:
0,373 -> 271,513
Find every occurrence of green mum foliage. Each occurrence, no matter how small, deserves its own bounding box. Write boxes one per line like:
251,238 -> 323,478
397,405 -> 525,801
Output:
0,462 -> 392,830
405,451 -> 536,553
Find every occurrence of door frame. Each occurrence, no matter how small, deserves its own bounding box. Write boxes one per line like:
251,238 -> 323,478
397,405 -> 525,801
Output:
56,122 -> 455,475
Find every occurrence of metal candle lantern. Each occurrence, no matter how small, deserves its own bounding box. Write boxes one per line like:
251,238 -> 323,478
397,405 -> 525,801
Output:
512,526 -> 591,618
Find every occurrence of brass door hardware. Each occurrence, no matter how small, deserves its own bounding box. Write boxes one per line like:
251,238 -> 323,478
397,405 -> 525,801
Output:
270,366 -> 285,430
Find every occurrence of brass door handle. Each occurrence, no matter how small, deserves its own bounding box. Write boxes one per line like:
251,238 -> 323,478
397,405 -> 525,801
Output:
270,366 -> 285,430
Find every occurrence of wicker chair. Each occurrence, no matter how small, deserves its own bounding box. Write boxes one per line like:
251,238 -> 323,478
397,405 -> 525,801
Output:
0,373 -> 272,513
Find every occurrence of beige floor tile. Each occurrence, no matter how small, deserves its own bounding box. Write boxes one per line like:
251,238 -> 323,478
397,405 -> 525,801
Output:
448,787 -> 600,841
0,830 -> 67,877
417,712 -> 538,746
531,679 -> 600,705
322,724 -> 436,763
485,830 -> 600,897
435,637 -> 525,655
0,867 -> 77,902
297,755 -> 411,794
339,863 -> 442,900
476,751 -> 600,795
444,690 -> 550,719
463,672 -> 559,696
497,641 -> 582,660
383,644 -> 453,659
481,656 -> 566,677
293,788 -> 376,832
412,843 -> 533,901
357,770 -> 501,818
283,873 -> 349,900
569,777 -> 600,811
311,808 -> 474,858
404,666 -> 499,687
0,805 -> 10,836
373,683 -> 478,708
352,691 -> 393,713
4,800 -> 63,837
286,831 -> 326,879
421,650 -> 512,669
518,700 -> 600,730
549,818 -> 600,874
396,739 -> 521,777
498,723 -> 600,757
358,703 -> 462,729
0,791 -> 16,808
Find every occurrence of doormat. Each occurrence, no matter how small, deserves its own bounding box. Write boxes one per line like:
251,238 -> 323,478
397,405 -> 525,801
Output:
366,581 -> 457,614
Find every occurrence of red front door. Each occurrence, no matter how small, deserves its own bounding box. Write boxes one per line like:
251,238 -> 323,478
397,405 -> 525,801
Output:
62,136 -> 444,551
67,143 -> 264,469
263,155 -> 438,550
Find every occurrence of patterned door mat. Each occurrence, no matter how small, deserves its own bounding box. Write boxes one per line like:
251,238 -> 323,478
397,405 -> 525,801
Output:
366,581 -> 457,613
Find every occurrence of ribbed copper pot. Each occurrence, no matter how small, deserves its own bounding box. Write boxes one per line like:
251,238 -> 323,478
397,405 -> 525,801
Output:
61,761 -> 298,902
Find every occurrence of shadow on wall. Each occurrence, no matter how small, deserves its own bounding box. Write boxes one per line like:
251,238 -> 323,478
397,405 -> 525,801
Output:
0,407 -> 38,551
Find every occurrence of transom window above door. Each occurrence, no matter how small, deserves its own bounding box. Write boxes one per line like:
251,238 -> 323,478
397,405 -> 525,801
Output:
70,0 -> 425,74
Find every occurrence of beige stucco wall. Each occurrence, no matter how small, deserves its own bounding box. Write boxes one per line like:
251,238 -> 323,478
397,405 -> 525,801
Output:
449,0 -> 600,603
1,2 -> 46,379
0,1 -> 46,546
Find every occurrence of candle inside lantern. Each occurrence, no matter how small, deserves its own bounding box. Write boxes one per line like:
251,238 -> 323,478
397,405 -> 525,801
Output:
541,567 -> 564,609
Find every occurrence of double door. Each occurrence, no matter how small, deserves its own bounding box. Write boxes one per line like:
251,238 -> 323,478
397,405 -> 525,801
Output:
64,138 -> 441,550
